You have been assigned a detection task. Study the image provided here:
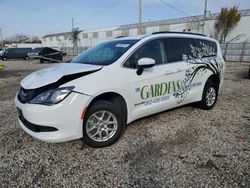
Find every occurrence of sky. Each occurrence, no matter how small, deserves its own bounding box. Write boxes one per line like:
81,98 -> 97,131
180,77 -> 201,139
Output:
0,0 -> 249,39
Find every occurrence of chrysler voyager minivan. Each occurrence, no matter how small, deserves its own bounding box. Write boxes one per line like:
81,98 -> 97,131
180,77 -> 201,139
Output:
15,32 -> 225,147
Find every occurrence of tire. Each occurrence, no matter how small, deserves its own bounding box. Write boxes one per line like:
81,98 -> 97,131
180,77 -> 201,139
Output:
197,80 -> 218,110
24,56 -> 29,60
248,67 -> 250,79
83,100 -> 125,148
2,57 -> 7,61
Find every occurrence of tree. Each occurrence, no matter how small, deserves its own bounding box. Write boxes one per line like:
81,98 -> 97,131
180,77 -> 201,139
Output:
71,27 -> 80,51
214,6 -> 241,43
30,36 -> 41,43
7,34 -> 29,43
4,34 -> 41,44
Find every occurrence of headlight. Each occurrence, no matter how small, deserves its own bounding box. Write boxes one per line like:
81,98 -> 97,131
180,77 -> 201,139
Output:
30,86 -> 74,105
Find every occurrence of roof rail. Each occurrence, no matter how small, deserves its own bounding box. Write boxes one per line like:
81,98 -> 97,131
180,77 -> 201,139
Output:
152,31 -> 206,37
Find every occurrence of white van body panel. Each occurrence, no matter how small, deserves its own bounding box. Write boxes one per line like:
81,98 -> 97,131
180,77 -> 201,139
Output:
15,33 -> 225,143
21,63 -> 102,89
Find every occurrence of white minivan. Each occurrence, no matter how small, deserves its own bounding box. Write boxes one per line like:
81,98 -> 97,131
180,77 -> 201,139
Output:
15,32 -> 225,147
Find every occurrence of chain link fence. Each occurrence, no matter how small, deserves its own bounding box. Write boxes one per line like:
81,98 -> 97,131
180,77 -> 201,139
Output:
221,43 -> 250,62
60,47 -> 88,56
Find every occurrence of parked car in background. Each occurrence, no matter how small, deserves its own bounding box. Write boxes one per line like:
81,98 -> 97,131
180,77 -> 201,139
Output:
0,48 -> 5,55
248,67 -> 250,79
0,48 -> 32,61
28,47 -> 66,63
0,48 -> 5,70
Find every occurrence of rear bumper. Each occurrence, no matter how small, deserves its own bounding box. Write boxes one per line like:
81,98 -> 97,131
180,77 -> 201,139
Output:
15,92 -> 92,143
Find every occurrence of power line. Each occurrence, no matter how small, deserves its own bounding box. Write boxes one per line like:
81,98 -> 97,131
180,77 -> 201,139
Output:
159,0 -> 189,16
75,0 -> 125,26
195,0 -> 204,14
46,0 -> 125,35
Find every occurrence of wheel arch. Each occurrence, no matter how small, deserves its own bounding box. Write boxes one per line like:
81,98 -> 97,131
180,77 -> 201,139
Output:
197,74 -> 219,110
87,92 -> 128,124
207,74 -> 220,90
196,73 -> 220,102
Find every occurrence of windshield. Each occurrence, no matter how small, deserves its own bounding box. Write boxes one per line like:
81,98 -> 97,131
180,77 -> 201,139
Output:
71,40 -> 138,66
1,48 -> 6,52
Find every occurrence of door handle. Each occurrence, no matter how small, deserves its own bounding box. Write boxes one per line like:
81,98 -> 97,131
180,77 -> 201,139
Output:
165,71 -> 173,75
165,69 -> 184,75
176,68 -> 185,72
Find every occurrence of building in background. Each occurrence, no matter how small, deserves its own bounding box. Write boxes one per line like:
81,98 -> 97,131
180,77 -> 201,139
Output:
79,26 -> 119,48
42,9 -> 250,49
42,31 -> 76,49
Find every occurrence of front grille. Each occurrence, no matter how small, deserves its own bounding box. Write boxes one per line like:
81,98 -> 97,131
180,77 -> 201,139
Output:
18,108 -> 58,133
18,87 -> 36,103
17,87 -> 45,104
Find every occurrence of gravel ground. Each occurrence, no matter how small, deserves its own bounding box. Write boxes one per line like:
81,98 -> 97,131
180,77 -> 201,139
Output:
0,60 -> 249,187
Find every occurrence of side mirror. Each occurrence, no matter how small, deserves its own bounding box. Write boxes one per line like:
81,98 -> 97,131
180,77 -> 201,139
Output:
136,58 -> 155,75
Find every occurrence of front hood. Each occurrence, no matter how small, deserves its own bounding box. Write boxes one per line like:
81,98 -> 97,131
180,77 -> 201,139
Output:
21,63 -> 102,89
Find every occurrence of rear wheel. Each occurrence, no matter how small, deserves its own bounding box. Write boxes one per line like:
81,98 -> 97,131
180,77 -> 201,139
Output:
24,56 -> 29,60
2,57 -> 7,61
197,80 -> 218,110
83,100 -> 125,148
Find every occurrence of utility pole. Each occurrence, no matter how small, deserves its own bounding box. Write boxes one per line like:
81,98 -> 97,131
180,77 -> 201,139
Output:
202,0 -> 207,34
138,0 -> 142,34
72,17 -> 75,54
72,17 -> 74,31
0,28 -> 3,47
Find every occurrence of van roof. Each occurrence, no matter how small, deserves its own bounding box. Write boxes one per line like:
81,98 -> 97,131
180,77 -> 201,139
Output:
114,32 -> 212,42
152,31 -> 206,36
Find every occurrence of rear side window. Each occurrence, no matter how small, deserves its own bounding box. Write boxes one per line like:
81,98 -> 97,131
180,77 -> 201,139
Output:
43,48 -> 51,54
46,48 -> 56,53
43,48 -> 49,54
193,39 -> 217,57
164,38 -> 194,63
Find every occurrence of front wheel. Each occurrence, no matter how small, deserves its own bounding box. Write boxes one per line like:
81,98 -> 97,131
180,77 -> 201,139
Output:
197,80 -> 218,110
82,100 -> 125,148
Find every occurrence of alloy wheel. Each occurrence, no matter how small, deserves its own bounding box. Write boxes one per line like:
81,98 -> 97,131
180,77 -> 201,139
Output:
205,87 -> 216,106
86,110 -> 118,142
